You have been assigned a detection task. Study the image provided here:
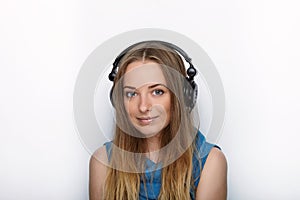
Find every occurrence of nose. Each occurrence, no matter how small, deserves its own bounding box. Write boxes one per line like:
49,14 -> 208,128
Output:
138,93 -> 152,113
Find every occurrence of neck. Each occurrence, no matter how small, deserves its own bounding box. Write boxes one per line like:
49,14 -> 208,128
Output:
146,133 -> 162,152
147,134 -> 161,163
145,133 -> 162,163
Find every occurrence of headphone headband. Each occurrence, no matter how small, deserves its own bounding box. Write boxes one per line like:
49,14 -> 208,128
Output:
109,40 -> 197,82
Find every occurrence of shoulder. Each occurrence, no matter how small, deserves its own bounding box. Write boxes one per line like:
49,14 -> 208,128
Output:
89,145 -> 109,176
89,146 -> 109,200
196,147 -> 227,200
90,145 -> 109,164
206,147 -> 227,169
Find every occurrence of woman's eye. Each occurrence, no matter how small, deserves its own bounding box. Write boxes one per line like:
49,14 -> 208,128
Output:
125,91 -> 137,98
152,89 -> 164,96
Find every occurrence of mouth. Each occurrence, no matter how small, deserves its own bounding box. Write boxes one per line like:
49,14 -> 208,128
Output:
136,116 -> 159,125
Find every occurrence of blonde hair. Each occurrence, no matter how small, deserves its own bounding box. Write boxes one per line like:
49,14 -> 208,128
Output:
105,42 -> 199,199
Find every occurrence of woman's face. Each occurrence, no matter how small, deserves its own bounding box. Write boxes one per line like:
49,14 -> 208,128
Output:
123,60 -> 171,137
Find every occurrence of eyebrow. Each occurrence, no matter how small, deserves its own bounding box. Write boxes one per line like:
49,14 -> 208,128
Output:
123,83 -> 168,90
149,83 -> 167,89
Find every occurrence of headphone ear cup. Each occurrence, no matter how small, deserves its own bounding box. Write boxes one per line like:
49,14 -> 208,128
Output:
183,78 -> 198,112
191,81 -> 198,111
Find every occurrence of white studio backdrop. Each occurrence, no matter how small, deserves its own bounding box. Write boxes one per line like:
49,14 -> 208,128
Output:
0,0 -> 300,199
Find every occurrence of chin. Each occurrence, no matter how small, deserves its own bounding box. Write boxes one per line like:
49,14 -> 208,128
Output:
134,121 -> 172,138
135,125 -> 164,138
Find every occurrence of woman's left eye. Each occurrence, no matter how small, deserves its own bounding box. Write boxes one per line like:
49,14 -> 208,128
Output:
152,89 -> 164,96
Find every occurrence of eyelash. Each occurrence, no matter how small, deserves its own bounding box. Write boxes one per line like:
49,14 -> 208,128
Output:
124,89 -> 165,98
124,91 -> 137,98
152,89 -> 164,96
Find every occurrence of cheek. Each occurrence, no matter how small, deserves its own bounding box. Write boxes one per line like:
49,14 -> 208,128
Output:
123,99 -> 135,117
165,95 -> 171,111
167,98 -> 172,119
165,103 -> 171,120
123,99 -> 130,115
161,96 -> 171,118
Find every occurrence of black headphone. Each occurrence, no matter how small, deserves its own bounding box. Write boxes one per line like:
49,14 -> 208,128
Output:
108,40 -> 198,111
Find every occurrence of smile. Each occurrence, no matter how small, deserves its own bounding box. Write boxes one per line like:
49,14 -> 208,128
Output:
136,116 -> 159,125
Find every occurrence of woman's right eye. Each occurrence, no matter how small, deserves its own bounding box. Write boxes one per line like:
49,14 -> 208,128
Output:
124,91 -> 137,98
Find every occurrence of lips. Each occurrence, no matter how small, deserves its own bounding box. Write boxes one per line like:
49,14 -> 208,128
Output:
136,116 -> 159,125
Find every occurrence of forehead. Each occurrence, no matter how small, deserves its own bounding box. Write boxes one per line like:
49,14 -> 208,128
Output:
123,61 -> 167,87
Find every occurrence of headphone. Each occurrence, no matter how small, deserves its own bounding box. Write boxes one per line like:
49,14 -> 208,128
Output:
108,40 -> 198,111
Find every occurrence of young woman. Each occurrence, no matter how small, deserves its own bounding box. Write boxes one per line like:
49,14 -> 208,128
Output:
89,41 -> 227,200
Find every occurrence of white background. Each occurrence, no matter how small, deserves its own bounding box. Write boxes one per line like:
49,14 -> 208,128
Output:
1,0 -> 300,199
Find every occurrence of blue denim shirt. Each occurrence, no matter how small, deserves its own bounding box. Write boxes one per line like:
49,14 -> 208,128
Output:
104,130 -> 219,200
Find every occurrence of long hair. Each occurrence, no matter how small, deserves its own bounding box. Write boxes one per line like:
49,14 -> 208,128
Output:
104,42 -> 199,199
